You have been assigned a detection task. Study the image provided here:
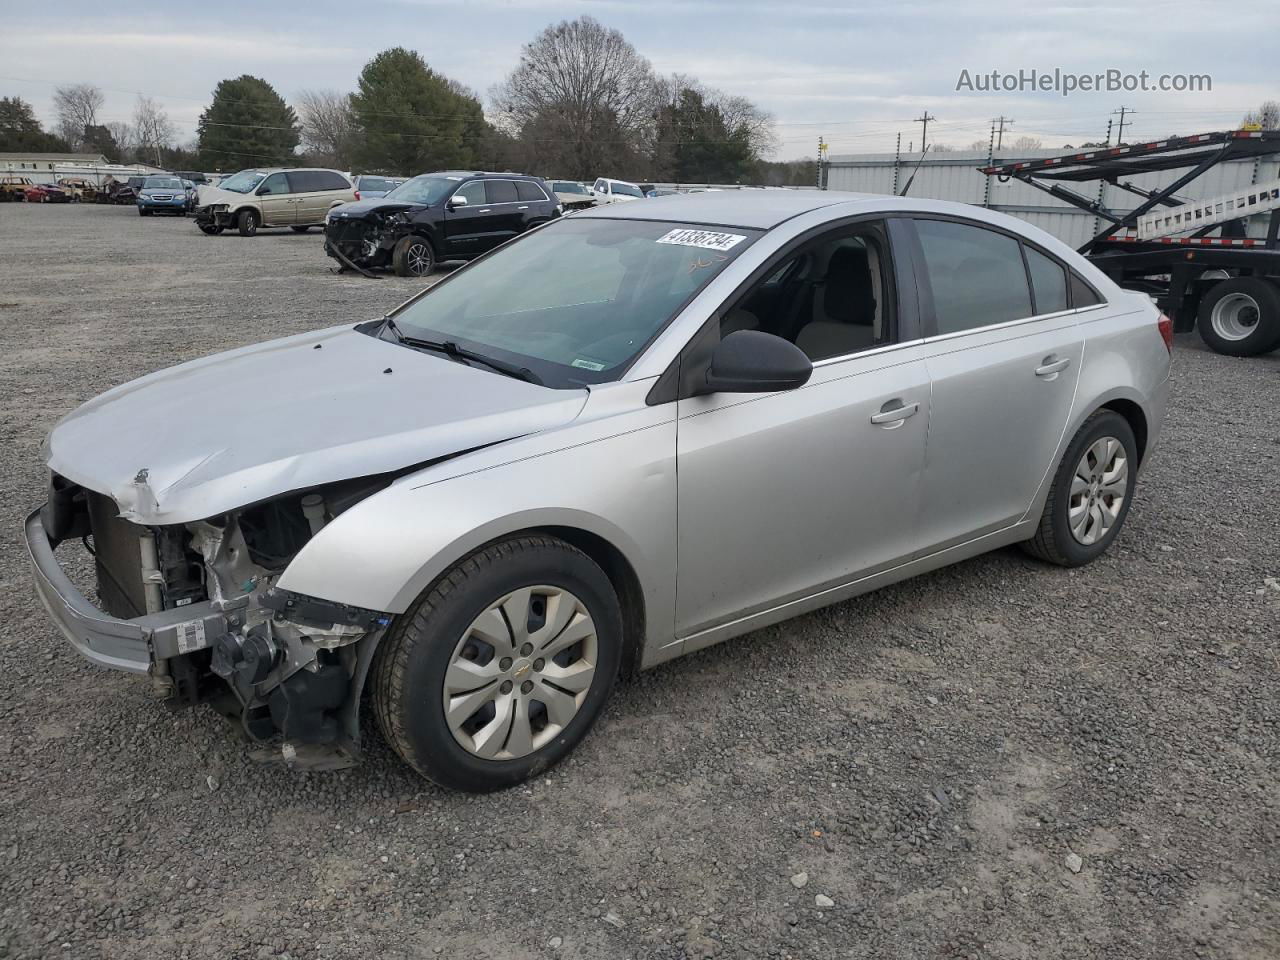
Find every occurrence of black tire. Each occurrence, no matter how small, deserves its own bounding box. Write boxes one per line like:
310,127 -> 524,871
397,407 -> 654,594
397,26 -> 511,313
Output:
291,225 -> 311,233
198,223 -> 224,235
237,208 -> 260,237
1021,410 -> 1138,567
392,234 -> 435,277
372,535 -> 623,792
1196,277 -> 1280,357
138,207 -> 150,216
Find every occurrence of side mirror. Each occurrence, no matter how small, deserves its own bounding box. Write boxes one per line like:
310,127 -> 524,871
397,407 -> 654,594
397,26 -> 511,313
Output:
448,194 -> 468,208
702,330 -> 812,395
256,184 -> 270,195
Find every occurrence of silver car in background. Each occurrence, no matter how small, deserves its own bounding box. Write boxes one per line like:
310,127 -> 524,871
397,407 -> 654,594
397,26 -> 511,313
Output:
25,192 -> 1171,791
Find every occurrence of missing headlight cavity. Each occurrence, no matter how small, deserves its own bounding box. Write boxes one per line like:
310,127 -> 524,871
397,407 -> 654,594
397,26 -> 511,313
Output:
238,474 -> 395,571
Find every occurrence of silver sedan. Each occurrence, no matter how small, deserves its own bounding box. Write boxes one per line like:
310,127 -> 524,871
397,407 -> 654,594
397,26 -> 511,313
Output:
26,192 -> 1171,791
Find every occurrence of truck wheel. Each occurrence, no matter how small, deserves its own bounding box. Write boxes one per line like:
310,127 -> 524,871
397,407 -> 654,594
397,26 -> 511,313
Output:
1197,277 -> 1280,356
237,209 -> 260,237
1021,410 -> 1138,567
392,235 -> 435,277
372,535 -> 623,792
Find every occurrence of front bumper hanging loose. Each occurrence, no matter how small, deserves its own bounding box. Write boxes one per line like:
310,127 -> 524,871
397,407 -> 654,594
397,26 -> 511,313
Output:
24,508 -> 230,674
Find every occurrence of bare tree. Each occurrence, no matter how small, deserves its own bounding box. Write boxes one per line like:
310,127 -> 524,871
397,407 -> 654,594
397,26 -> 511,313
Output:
1011,135 -> 1043,152
132,96 -> 175,166
1242,100 -> 1280,130
105,120 -> 133,153
491,16 -> 659,178
53,83 -> 104,148
296,89 -> 356,168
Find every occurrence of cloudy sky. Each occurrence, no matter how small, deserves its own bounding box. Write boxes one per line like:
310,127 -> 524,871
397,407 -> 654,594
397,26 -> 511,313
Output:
2,0 -> 1274,159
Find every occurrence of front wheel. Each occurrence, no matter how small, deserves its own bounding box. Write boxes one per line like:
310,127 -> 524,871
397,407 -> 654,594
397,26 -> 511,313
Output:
392,234 -> 435,277
372,536 -> 623,792
290,225 -> 311,233
198,222 -> 224,235
1021,410 -> 1138,567
237,208 -> 260,237
1197,277 -> 1280,356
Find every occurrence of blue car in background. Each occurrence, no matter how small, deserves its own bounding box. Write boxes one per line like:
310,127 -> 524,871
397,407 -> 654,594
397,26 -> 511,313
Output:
353,175 -> 402,199
136,176 -> 189,217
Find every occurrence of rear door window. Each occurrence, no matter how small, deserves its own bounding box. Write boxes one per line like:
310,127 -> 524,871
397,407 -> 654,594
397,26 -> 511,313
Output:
1023,245 -> 1069,314
487,180 -> 519,204
913,218 -> 1033,335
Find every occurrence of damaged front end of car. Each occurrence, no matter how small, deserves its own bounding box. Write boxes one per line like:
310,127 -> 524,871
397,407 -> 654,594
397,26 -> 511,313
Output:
323,206 -> 414,274
27,472 -> 398,770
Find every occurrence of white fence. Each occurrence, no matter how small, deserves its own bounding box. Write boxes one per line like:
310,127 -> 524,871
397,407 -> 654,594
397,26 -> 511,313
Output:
823,148 -> 1280,248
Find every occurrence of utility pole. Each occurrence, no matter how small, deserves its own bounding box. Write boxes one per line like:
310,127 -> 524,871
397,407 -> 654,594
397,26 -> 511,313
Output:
913,111 -> 935,153
1112,106 -> 1134,145
991,116 -> 1013,151
1104,118 -> 1113,147
816,136 -> 828,190
892,132 -> 902,195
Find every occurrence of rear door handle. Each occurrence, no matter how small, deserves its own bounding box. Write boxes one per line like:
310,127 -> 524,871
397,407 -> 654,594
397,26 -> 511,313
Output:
1035,356 -> 1071,378
518,205 -> 529,210
870,399 -> 920,427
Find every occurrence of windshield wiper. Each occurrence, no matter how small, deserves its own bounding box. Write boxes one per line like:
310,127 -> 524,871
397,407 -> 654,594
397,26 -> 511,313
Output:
384,317 -> 543,385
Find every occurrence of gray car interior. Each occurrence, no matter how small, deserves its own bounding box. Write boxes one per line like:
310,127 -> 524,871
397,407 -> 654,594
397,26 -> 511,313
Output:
722,231 -> 888,361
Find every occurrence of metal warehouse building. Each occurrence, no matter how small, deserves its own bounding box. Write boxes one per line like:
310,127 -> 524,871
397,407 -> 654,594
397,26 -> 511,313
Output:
824,145 -> 1280,247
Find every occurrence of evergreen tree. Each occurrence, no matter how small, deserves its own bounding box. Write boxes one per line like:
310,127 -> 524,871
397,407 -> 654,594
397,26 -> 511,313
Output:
0,97 -> 70,152
350,48 -> 486,174
197,76 -> 300,170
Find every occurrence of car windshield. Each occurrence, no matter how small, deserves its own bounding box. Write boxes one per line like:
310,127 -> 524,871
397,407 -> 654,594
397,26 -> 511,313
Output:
611,182 -> 645,198
217,170 -> 267,194
389,217 -> 761,387
383,175 -> 460,205
144,177 -> 183,189
357,176 -> 396,192
551,181 -> 587,195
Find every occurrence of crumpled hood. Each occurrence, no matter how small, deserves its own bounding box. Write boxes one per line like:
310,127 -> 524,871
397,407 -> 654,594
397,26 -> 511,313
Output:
45,325 -> 588,524
326,198 -> 424,220
198,185 -> 251,207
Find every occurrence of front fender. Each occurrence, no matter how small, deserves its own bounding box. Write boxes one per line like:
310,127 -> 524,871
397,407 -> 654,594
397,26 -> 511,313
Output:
276,387 -> 677,651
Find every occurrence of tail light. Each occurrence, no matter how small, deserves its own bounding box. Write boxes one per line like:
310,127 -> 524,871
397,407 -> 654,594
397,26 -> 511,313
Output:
1157,312 -> 1174,353
354,191 -> 360,201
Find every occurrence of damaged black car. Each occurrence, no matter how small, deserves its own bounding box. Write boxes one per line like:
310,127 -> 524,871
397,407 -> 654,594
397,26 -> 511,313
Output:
323,171 -> 562,277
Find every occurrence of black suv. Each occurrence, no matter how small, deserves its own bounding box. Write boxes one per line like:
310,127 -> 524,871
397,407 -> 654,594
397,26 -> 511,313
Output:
324,171 -> 562,277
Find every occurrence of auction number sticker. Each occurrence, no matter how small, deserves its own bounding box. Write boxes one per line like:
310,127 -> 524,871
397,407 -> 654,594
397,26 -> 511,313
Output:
656,229 -> 747,251
176,619 -> 207,654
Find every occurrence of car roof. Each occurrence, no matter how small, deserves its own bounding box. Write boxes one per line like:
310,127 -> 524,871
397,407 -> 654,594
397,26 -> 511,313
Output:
574,189 -> 880,229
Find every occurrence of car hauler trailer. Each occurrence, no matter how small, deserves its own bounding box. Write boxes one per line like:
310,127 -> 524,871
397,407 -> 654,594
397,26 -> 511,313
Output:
981,130 -> 1280,356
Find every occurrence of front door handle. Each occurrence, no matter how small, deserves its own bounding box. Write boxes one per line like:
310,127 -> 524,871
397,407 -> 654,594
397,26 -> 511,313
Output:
870,399 -> 920,427
1035,356 -> 1071,378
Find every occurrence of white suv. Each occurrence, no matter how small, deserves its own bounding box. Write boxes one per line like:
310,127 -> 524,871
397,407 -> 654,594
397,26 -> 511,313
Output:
591,178 -> 645,203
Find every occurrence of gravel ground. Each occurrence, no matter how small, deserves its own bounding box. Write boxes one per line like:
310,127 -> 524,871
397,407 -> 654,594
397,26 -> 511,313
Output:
1,201 -> 1277,960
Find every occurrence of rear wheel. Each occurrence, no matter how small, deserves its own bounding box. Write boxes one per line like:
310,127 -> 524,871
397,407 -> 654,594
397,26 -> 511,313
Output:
1021,410 -> 1138,567
237,208 -> 260,237
372,535 -> 622,792
392,234 -> 435,277
1197,277 -> 1280,356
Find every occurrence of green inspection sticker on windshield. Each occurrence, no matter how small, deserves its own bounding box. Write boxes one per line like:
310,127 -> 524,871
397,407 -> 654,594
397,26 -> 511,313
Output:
571,358 -> 606,371
656,228 -> 747,251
